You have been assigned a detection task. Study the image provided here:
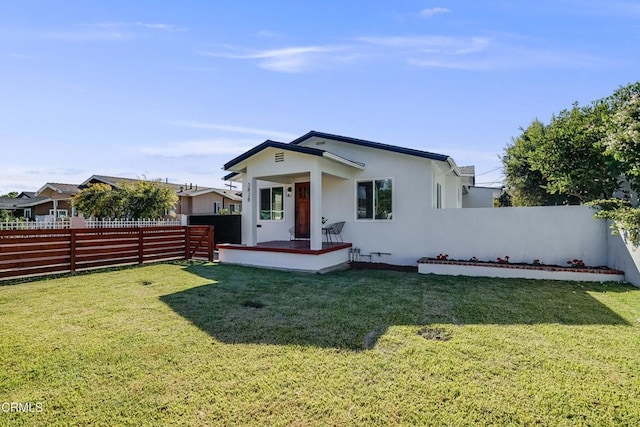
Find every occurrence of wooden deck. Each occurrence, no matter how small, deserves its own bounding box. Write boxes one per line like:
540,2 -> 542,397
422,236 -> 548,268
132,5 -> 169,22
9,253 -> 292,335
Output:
218,240 -> 352,255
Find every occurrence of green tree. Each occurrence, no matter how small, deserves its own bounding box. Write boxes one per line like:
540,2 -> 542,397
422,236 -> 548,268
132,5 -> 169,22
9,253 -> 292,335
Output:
72,183 -> 122,219
0,209 -> 13,222
503,82 -> 640,206
503,119 -> 569,206
604,93 -> 640,193
529,103 -> 623,203
119,180 -> 178,219
0,191 -> 18,198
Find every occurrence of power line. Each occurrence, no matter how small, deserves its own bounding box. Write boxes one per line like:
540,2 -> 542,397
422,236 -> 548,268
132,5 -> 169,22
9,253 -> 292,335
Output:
475,166 -> 502,176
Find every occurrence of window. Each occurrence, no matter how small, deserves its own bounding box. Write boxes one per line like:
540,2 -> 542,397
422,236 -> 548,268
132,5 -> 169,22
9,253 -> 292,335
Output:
213,202 -> 221,214
23,208 -> 32,218
49,209 -> 68,218
260,187 -> 284,220
229,203 -> 241,214
357,179 -> 392,220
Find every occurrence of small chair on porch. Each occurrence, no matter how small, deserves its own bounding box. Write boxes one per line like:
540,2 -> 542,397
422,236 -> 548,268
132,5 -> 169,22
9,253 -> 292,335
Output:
322,221 -> 345,243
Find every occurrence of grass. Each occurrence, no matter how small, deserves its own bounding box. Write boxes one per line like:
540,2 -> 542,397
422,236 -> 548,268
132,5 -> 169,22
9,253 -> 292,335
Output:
1,262 -> 640,426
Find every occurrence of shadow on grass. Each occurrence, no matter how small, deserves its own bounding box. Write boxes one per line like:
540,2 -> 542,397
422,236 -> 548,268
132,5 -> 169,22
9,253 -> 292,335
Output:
159,264 -> 633,351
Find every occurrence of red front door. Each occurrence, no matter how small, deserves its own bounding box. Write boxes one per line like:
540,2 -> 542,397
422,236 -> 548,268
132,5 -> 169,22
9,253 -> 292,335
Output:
295,182 -> 310,238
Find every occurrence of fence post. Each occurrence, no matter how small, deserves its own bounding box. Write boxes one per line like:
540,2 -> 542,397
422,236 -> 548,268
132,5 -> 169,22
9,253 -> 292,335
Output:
208,225 -> 214,262
185,226 -> 191,260
138,228 -> 144,264
70,229 -> 76,272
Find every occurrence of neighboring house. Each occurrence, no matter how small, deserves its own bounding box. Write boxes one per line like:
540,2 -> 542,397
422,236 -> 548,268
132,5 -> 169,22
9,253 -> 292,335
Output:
219,130 -> 476,271
0,184 -> 80,220
80,175 -> 242,216
463,186 -> 502,208
34,183 -> 81,219
178,186 -> 242,216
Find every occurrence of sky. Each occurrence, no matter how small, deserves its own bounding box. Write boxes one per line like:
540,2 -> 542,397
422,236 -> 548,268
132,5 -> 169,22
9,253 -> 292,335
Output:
1,0 -> 639,195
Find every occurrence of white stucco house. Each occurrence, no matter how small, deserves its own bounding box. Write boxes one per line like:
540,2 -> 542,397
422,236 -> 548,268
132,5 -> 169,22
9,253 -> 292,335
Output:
218,131 -> 475,272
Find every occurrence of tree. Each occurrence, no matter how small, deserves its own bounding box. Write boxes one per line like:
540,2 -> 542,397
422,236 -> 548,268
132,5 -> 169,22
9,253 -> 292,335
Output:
73,180 -> 178,219
72,183 -> 122,219
503,82 -> 640,206
0,191 -> 18,198
604,93 -> 640,194
503,119 -> 568,206
119,180 -> 178,219
528,103 -> 623,203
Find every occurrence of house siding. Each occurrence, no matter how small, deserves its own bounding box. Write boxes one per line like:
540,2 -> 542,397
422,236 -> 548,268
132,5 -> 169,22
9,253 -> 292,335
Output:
231,133 -> 465,265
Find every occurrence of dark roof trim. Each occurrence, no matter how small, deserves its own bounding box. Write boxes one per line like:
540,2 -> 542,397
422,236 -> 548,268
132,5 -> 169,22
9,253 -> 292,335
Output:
290,131 -> 450,162
223,172 -> 240,181
223,140 -> 325,170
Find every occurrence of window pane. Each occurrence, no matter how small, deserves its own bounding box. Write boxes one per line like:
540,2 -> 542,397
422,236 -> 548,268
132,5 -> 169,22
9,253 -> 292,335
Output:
260,188 -> 271,220
271,187 -> 284,220
375,179 -> 392,219
357,181 -> 373,219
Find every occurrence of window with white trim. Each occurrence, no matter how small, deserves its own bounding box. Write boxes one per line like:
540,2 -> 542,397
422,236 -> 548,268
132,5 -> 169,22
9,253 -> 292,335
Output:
229,203 -> 241,214
49,209 -> 68,218
356,179 -> 392,220
260,187 -> 284,220
213,202 -> 222,214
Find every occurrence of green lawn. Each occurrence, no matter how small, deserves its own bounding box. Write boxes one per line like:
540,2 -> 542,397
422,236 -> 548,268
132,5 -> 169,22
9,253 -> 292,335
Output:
1,263 -> 640,426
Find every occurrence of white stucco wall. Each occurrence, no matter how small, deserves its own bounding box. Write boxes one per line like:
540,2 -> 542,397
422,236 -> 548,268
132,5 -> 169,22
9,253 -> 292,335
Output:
348,205 -> 609,268
607,227 -> 640,287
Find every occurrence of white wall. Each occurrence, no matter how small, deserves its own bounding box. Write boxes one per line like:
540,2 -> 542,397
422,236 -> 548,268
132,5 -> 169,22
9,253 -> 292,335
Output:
607,228 -> 640,287
348,205 -> 610,268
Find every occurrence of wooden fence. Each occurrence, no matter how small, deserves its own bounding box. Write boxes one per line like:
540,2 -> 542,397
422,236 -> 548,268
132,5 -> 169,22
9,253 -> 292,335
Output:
0,226 -> 214,280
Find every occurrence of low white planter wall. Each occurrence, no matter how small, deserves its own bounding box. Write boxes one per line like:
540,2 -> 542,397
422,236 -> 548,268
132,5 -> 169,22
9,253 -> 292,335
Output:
418,260 -> 625,282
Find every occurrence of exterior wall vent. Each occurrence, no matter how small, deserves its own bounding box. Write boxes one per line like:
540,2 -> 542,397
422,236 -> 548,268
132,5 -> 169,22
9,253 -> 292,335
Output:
275,152 -> 285,162
315,140 -> 326,145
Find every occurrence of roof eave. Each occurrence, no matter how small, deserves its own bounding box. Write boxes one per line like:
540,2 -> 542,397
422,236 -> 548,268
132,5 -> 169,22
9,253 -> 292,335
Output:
290,130 -> 450,162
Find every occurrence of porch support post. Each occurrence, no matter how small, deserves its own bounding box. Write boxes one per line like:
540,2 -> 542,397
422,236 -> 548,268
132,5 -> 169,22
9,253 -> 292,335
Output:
310,168 -> 323,250
52,199 -> 58,218
242,176 -> 258,246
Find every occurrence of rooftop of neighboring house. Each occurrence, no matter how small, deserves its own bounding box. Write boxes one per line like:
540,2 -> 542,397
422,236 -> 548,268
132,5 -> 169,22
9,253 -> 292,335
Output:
0,196 -> 50,209
81,175 -> 242,200
36,183 -> 81,196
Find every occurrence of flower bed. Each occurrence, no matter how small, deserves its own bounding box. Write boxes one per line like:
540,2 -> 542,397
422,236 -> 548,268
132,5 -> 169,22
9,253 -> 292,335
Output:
417,257 -> 625,282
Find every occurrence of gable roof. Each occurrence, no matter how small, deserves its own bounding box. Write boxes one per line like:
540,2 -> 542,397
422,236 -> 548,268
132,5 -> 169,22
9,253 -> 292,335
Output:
223,140 -> 326,171
290,131 -> 450,162
0,196 -> 51,209
222,130 -> 453,181
35,183 -> 81,196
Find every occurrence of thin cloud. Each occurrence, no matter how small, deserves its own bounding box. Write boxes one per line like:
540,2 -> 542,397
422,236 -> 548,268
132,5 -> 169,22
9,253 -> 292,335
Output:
140,139 -> 255,158
90,22 -> 185,32
201,32 -> 605,73
172,121 -> 298,141
199,44 -> 349,73
408,57 -> 492,71
419,7 -> 451,18
45,30 -> 131,42
357,35 -> 491,54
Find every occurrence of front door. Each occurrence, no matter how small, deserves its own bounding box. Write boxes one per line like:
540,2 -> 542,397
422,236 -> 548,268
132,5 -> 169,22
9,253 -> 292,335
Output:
295,182 -> 310,238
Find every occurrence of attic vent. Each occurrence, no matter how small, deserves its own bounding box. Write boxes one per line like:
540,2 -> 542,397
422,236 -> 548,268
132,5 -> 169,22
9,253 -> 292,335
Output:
275,152 -> 285,162
315,140 -> 326,145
